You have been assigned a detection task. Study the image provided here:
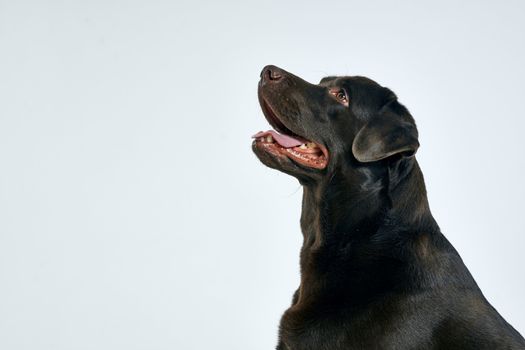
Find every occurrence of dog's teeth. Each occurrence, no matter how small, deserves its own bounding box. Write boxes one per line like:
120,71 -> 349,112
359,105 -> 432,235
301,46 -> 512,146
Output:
266,135 -> 274,143
300,144 -> 307,149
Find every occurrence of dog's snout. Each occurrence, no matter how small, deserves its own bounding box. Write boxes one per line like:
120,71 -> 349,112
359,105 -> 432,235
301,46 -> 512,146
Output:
261,65 -> 285,84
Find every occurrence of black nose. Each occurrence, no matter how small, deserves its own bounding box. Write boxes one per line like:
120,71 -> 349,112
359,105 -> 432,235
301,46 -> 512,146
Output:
261,65 -> 284,83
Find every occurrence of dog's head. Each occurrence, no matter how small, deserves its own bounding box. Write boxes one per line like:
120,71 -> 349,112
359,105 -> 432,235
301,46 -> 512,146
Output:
252,65 -> 419,184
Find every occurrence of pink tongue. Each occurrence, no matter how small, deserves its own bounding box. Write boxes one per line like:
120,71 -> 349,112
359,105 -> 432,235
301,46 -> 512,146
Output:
252,130 -> 307,148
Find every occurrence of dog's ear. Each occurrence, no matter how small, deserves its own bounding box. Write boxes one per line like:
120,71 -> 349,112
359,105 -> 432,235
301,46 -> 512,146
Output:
352,114 -> 419,163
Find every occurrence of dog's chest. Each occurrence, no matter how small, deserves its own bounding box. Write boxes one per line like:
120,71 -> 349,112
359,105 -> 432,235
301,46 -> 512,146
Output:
278,304 -> 437,350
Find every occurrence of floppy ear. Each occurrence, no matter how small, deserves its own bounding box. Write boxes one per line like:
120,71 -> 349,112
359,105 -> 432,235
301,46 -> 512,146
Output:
352,114 -> 419,162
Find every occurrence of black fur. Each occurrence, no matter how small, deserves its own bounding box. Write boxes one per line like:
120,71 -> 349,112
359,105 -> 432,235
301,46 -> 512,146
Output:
252,65 -> 525,350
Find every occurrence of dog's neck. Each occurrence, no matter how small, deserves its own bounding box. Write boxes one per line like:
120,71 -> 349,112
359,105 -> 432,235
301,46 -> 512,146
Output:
296,158 -> 440,306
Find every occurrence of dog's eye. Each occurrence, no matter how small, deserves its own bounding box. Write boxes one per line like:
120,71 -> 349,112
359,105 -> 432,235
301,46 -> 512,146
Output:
329,88 -> 349,107
336,91 -> 347,101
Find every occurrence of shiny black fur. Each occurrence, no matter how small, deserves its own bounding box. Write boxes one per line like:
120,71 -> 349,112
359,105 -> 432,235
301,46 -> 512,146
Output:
252,65 -> 525,350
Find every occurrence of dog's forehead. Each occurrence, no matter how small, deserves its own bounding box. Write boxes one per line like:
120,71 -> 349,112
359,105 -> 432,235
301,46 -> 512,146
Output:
319,76 -> 383,91
319,76 -> 338,86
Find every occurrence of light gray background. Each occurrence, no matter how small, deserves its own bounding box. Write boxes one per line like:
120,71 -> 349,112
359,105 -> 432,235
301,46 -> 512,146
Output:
1,1 -> 524,349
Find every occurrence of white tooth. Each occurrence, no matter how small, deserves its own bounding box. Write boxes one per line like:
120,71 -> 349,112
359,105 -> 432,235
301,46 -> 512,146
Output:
266,135 -> 273,143
300,144 -> 307,149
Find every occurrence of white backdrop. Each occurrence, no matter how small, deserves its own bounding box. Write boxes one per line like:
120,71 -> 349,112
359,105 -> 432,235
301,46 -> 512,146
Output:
1,1 -> 524,349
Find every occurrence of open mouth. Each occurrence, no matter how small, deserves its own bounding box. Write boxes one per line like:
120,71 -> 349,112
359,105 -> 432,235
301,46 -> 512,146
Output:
252,100 -> 329,170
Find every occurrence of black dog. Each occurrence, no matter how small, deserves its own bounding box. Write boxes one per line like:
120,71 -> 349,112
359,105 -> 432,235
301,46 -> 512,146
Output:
252,65 -> 525,350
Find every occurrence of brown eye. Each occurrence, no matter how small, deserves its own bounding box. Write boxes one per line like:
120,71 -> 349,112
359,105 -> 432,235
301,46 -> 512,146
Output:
329,88 -> 349,106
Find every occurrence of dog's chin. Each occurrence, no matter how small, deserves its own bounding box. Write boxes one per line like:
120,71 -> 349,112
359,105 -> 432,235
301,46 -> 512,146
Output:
252,141 -> 324,180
